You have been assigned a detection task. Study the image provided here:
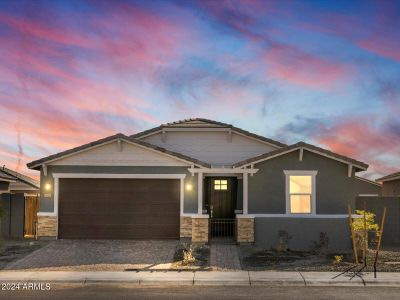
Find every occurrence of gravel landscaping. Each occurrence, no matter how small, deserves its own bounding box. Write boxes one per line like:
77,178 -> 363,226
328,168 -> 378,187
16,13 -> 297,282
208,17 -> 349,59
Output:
5,240 -> 179,271
0,239 -> 49,270
239,245 -> 400,272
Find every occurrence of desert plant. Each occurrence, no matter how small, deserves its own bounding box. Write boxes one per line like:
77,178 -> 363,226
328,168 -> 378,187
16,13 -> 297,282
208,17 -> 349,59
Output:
333,255 -> 344,264
182,244 -> 196,264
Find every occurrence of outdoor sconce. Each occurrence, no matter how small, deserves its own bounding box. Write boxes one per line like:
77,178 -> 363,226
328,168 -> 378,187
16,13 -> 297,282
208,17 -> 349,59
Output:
185,183 -> 193,191
44,182 -> 52,191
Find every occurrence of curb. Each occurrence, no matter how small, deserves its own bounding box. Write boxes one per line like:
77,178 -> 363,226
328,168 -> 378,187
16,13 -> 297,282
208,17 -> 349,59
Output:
1,271 -> 400,287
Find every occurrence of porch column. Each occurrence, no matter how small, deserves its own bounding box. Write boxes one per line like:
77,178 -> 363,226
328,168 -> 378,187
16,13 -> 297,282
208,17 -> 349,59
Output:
243,172 -> 248,214
198,172 -> 203,214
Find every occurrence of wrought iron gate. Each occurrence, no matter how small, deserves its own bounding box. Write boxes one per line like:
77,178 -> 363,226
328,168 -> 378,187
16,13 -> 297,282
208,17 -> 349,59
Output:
209,219 -> 236,241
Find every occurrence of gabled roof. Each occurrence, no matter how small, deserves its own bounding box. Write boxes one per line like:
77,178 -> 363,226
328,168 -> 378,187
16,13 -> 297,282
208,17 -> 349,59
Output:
233,141 -> 369,170
355,176 -> 382,187
0,172 -> 16,182
131,118 -> 287,148
27,133 -> 211,170
0,167 -> 39,189
376,171 -> 400,183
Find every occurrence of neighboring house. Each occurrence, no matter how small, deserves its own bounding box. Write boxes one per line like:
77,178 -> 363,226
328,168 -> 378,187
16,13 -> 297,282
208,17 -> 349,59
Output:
376,172 -> 400,196
27,118 -> 378,251
0,167 -> 40,238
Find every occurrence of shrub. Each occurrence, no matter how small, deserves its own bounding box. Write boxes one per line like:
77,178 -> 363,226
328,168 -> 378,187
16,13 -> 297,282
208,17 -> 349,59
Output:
352,210 -> 379,234
333,255 -> 344,264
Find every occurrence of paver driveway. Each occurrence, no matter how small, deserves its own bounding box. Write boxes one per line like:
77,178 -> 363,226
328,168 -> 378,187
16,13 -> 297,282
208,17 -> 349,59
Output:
4,240 -> 179,271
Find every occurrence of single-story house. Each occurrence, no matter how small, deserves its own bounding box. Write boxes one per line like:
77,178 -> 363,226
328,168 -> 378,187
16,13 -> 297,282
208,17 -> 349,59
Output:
0,167 -> 39,238
27,118 -> 380,251
376,172 -> 400,196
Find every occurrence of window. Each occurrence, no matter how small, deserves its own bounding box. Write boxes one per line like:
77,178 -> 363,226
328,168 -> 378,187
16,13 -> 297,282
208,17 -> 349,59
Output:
284,171 -> 317,214
214,179 -> 228,190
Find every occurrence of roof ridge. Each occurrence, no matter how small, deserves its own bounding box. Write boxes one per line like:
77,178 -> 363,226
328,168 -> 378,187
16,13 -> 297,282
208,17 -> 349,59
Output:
131,118 -> 286,148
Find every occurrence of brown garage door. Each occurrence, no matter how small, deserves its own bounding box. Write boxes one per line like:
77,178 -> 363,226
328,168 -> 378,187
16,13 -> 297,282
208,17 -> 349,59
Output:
58,178 -> 180,239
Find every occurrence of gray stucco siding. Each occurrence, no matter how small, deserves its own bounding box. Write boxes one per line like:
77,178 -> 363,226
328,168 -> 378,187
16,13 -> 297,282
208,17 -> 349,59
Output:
354,179 -> 382,196
0,182 -> 10,191
39,165 -> 198,214
254,217 -> 351,252
248,150 -> 355,215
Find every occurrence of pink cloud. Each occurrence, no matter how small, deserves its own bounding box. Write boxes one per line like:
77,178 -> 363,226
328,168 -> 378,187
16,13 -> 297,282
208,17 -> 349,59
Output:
358,39 -> 400,62
264,44 -> 353,89
0,13 -> 90,47
314,118 -> 400,177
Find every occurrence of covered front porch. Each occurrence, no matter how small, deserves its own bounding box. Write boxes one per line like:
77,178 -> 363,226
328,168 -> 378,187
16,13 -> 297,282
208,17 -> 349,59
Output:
180,167 -> 258,244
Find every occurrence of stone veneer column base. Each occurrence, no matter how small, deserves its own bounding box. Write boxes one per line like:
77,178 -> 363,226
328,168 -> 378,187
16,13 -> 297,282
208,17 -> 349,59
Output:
37,215 -> 57,238
180,216 -> 192,238
236,216 -> 254,243
191,216 -> 209,244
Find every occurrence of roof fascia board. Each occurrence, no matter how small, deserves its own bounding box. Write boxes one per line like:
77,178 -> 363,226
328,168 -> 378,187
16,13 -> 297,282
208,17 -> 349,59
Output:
30,137 -> 207,169
355,176 -> 382,187
237,147 -> 367,170
28,139 -> 120,169
378,175 -> 400,183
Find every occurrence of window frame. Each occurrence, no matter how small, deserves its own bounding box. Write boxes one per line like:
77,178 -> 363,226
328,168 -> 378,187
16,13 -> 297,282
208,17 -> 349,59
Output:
284,170 -> 317,215
214,179 -> 228,191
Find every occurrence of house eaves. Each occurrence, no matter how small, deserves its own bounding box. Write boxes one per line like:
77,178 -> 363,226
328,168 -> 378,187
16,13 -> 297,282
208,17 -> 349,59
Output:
233,141 -> 369,171
376,171 -> 400,183
27,133 -> 211,170
131,118 -> 287,148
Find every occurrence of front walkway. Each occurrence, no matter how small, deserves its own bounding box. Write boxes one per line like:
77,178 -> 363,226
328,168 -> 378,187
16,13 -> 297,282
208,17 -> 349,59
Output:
210,244 -> 241,271
5,240 -> 178,271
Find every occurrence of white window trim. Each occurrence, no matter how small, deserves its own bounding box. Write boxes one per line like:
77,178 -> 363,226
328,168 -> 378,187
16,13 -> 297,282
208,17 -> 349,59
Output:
284,170 -> 317,215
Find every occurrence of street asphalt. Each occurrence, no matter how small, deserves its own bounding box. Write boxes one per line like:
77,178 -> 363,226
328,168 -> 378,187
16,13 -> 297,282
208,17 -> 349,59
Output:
0,284 -> 400,299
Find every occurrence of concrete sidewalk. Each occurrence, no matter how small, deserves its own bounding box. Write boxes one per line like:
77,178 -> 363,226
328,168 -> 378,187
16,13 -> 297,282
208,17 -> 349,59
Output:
1,271 -> 400,287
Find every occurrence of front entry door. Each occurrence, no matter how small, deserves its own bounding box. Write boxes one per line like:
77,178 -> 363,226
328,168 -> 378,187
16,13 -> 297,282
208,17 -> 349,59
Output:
208,177 -> 235,219
207,177 -> 237,240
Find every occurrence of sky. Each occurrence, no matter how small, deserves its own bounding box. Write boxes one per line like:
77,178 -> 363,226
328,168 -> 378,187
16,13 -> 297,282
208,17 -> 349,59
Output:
0,0 -> 399,180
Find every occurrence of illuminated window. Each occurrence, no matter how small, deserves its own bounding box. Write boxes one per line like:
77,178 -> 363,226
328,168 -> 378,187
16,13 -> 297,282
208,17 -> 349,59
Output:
285,172 -> 317,214
214,179 -> 228,190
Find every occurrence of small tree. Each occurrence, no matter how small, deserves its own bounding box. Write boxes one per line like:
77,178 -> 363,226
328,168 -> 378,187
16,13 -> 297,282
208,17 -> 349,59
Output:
352,210 -> 379,234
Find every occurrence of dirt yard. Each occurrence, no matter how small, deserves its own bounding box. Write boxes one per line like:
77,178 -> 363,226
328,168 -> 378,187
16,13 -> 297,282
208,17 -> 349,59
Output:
0,239 -> 49,269
239,245 -> 400,272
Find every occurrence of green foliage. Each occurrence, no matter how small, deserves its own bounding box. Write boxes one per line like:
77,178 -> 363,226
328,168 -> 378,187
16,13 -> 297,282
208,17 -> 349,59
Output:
352,210 -> 379,233
333,255 -> 344,264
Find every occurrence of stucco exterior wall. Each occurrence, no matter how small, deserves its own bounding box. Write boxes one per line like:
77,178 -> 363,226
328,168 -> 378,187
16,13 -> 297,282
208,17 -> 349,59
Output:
248,150 -> 356,214
354,178 -> 382,195
254,217 -> 351,252
0,182 -> 10,191
141,131 -> 277,166
356,196 -> 400,245
39,165 -> 198,214
383,179 -> 400,196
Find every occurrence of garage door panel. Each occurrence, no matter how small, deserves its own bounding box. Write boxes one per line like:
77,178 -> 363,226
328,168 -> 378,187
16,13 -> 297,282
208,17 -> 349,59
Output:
59,224 -> 179,239
60,212 -> 180,225
58,178 -> 180,239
